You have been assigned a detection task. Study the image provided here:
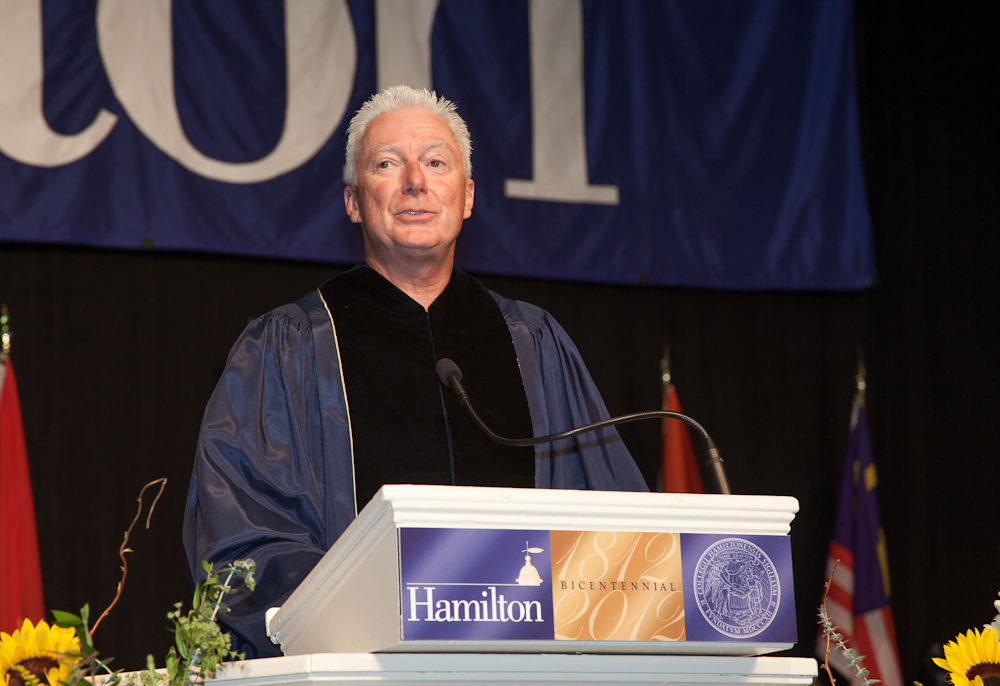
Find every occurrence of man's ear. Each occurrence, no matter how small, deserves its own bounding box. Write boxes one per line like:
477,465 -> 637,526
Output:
463,178 -> 475,219
344,185 -> 362,224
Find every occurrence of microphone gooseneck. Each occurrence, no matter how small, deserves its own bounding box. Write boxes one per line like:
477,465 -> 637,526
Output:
434,357 -> 732,494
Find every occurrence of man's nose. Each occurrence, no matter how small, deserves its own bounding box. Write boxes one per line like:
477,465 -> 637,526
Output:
403,162 -> 426,194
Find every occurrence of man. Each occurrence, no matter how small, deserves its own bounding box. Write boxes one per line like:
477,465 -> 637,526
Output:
183,86 -> 646,658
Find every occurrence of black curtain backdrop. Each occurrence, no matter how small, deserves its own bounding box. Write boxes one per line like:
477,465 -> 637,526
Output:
0,2 -> 996,681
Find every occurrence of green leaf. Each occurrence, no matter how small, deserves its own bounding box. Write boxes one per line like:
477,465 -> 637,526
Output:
51,610 -> 83,626
165,647 -> 179,682
75,624 -> 95,653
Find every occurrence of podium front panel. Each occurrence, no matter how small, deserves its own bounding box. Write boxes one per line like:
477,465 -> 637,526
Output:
398,527 -> 795,646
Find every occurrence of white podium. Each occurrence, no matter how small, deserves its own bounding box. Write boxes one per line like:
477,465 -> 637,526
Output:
251,486 -> 816,686
268,486 -> 798,656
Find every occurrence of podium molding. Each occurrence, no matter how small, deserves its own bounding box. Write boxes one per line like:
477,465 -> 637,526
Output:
213,652 -> 818,686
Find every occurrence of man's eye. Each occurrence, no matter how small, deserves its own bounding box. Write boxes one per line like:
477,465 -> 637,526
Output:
377,160 -> 391,168
429,160 -> 443,167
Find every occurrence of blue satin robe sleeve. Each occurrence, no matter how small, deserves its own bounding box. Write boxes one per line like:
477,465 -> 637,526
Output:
494,295 -> 649,493
182,301 -> 335,658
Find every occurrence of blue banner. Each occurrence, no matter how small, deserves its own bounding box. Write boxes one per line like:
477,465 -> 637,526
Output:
0,0 -> 873,289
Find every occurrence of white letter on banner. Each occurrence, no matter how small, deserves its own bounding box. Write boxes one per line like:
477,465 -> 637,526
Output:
504,0 -> 618,205
0,0 -> 118,166
96,0 -> 356,184
376,0 -> 439,92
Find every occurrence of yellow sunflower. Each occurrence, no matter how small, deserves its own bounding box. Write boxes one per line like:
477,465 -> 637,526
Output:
934,626 -> 1000,686
0,619 -> 81,686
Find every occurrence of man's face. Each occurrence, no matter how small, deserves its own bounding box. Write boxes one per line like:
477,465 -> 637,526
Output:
345,108 -> 474,265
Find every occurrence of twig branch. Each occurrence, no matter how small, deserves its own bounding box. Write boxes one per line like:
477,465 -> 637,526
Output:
91,478 -> 168,635
821,560 -> 841,686
817,559 -> 880,686
208,570 -> 236,623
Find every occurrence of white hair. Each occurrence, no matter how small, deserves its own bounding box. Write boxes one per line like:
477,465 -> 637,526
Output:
344,86 -> 472,186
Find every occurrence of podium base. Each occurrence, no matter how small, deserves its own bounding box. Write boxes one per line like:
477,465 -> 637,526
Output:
212,653 -> 818,686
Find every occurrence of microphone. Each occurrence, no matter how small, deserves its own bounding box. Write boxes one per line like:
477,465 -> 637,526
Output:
434,358 -> 731,495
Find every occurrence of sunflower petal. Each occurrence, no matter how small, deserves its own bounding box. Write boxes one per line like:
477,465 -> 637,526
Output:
965,628 -> 984,663
943,640 -> 969,673
980,627 -> 1000,662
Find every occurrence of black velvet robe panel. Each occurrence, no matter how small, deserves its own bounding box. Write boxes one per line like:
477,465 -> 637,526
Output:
320,266 -> 535,510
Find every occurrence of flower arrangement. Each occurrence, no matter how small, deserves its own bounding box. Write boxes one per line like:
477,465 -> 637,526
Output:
0,479 -> 256,686
819,562 -> 1000,686
932,592 -> 1000,686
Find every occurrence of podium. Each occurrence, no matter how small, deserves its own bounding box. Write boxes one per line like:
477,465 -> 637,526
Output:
245,486 -> 816,686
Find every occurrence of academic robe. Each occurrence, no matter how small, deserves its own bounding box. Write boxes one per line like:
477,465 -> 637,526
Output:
183,281 -> 648,657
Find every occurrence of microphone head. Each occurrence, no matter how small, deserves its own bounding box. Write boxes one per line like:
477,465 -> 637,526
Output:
435,358 -> 462,385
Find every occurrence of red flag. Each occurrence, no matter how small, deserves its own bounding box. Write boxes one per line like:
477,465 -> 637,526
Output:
660,384 -> 704,493
0,355 -> 45,632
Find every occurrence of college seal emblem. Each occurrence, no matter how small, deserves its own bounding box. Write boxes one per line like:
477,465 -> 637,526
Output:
692,538 -> 780,638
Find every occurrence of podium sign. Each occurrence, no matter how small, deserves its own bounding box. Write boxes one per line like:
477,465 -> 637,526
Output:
266,485 -> 800,656
398,528 -> 795,645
